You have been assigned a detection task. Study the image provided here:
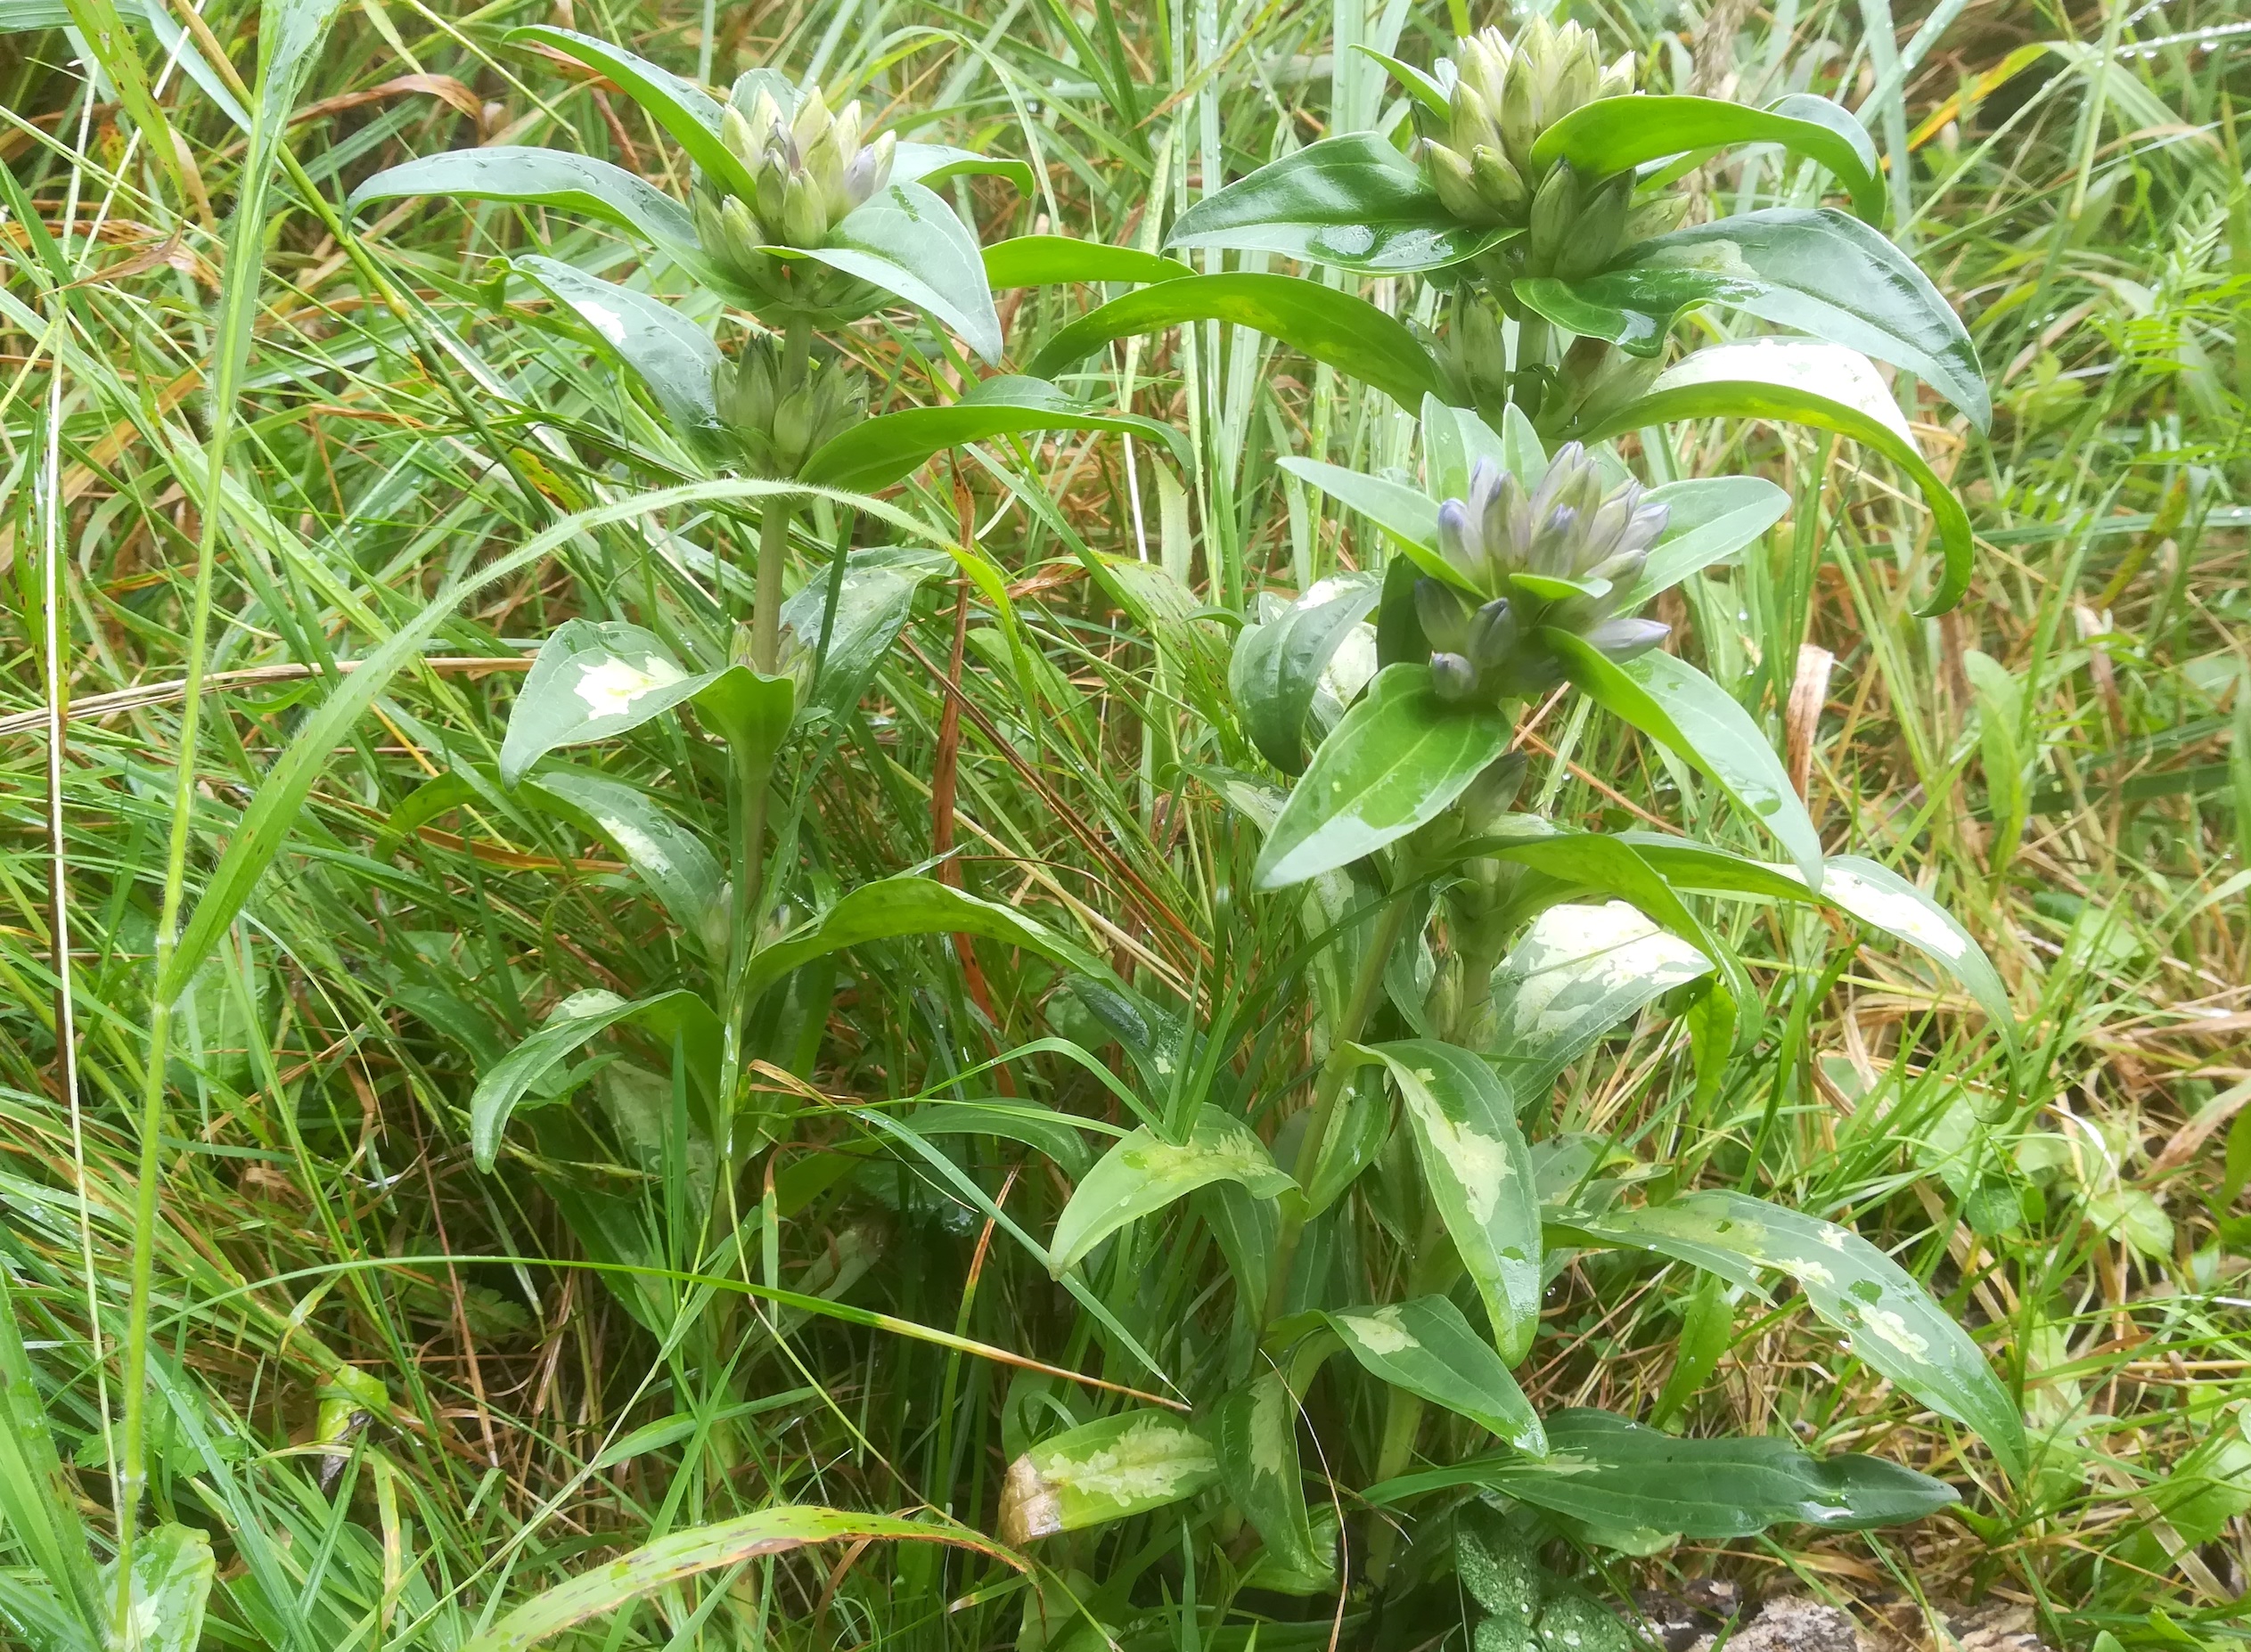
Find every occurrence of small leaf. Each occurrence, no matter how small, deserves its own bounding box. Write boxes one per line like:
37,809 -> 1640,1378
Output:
1572,1190 -> 2026,1474
1531,94 -> 1883,224
1166,134 -> 1507,274
741,874 -> 1104,1005
1569,340 -> 1975,615
780,552 -> 936,724
1355,45 -> 1451,120
1625,477 -> 1790,606
999,1411 -> 1219,1543
1487,901 -> 1714,1097
984,234 -> 1191,289
515,256 -> 721,439
1027,273 -> 1444,410
799,374 -> 1189,491
1351,1041 -> 1541,1364
1328,1296 -> 1544,1452
1255,665 -> 1510,890
893,141 -> 1034,196
814,180 -> 1003,363
469,989 -> 724,1171
1213,1375 -> 1329,1584
521,770 -> 724,951
347,147 -> 711,275
896,1100 -> 1101,1180
1369,1408 -> 1957,1534
1275,457 -> 1459,588
463,1507 -> 1022,1652
1544,636 -> 1824,887
1230,572 -> 1382,772
101,1524 -> 215,1652
1814,856 -> 2018,1055
505,25 -> 752,200
1049,1106 -> 1294,1278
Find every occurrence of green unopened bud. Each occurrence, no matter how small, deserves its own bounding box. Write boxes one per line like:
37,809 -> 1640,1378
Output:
1456,29 -> 1510,110
1421,140 -> 1493,224
754,160 -> 790,233
1621,192 -> 1692,246
1546,335 -> 1666,434
1549,37 -> 1599,122
781,170 -> 829,247
1527,160 -> 1582,274
721,194 -> 767,265
1448,78 -> 1501,159
1469,144 -> 1529,215
722,104 -> 760,173
1497,47 -> 1543,176
1554,171 -> 1632,281
1596,51 -> 1637,102
1436,296 -> 1510,418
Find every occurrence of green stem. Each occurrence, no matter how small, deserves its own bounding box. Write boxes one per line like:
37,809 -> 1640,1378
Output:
1260,885 -> 1417,1332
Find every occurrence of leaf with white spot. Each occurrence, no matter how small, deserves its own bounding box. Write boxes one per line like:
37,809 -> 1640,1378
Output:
998,1411 -> 1219,1543
1328,1296 -> 1543,1452
102,1524 -> 215,1652
1569,1190 -> 2025,1475
1487,902 -> 1714,1098
1818,856 -> 2017,1054
500,620 -> 791,784
1048,1105 -> 1295,1278
1212,1375 -> 1329,1584
1350,1041 -> 1541,1363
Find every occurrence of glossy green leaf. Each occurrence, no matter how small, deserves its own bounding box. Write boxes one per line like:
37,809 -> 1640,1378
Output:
894,141 -> 1035,196
1049,1105 -> 1294,1277
469,988 -> 723,1170
1531,94 -> 1883,224
1544,634 -> 1823,887
521,770 -> 724,951
1356,45 -> 1451,120
0,1266 -> 99,1637
464,1507 -> 1019,1652
1571,340 -> 1974,615
505,26 -> 752,200
1327,1295 -> 1544,1451
1487,901 -> 1714,1097
1213,1375 -> 1329,1583
1350,1040 -> 1540,1363
1582,209 -> 1986,428
1626,477 -> 1790,606
1000,1411 -> 1219,1543
499,621 -> 773,786
741,873 -> 1103,1004
896,1099 -> 1101,1179
1514,274 -> 1670,356
984,234 -> 1191,289
1254,664 -> 1510,889
800,374 -> 1189,490
346,147 -> 711,275
1571,1190 -> 2026,1475
1027,274 -> 1444,410
1369,1409 -> 1956,1534
1166,134 -> 1505,274
814,180 -> 1003,363
1230,572 -> 1381,773
515,256 -> 721,439
780,551 -> 937,724
1275,457 -> 1460,587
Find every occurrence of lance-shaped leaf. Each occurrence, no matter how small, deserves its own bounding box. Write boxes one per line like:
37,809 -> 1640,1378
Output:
896,1099 -> 1103,1180
1275,457 -> 1458,587
520,770 -> 724,951
1349,1041 -> 1541,1363
1328,1296 -> 1544,1452
799,375 -> 1190,491
1486,901 -> 1714,1098
1568,340 -> 1975,616
1543,636 -> 1824,888
780,552 -> 937,724
741,874 -> 1105,1003
499,620 -> 790,784
515,256 -> 721,439
504,26 -> 751,200
1212,1376 -> 1330,1584
1625,477 -> 1789,605
347,147 -> 713,275
1165,133 -> 1508,274
1049,1105 -> 1294,1278
893,142 -> 1035,196
1027,274 -> 1443,410
810,180 -> 1003,363
1573,210 -> 1986,428
1570,1190 -> 2025,1475
469,988 -> 724,1170
999,1411 -> 1219,1543
1531,94 -> 1883,224
1254,664 -> 1510,890
1368,1409 -> 1957,1535
463,1507 -> 1022,1652
1230,572 -> 1381,773
985,233 -> 1191,290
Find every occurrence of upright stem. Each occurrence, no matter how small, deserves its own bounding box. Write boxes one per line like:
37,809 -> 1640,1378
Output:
1260,885 -> 1417,1332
